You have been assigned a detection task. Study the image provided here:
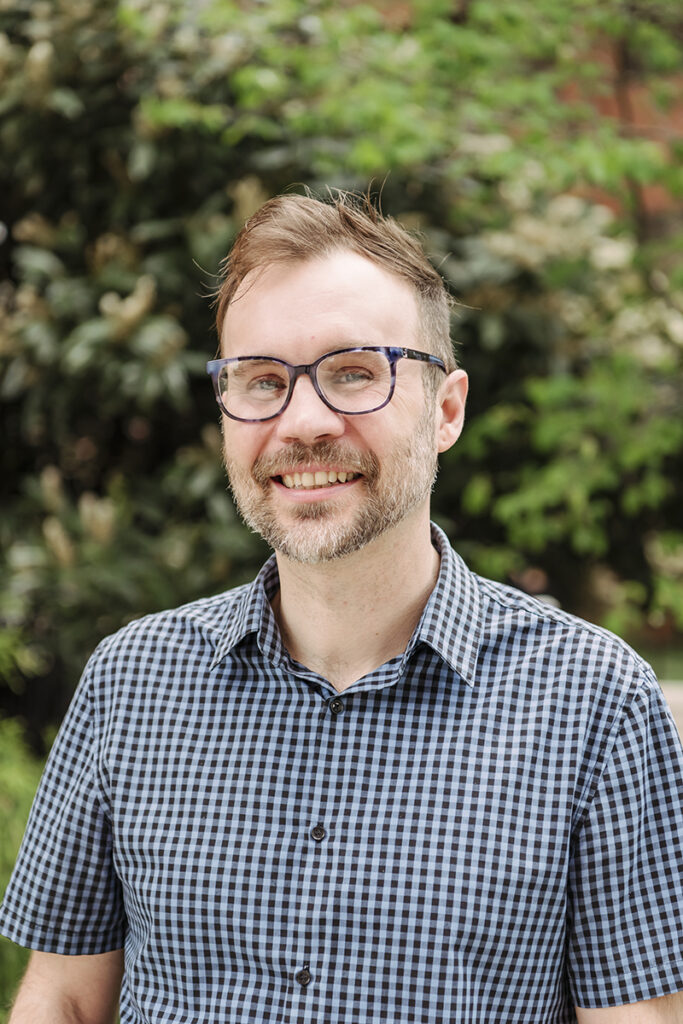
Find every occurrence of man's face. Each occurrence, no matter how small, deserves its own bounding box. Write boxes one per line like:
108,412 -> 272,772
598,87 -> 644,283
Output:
219,251 -> 446,564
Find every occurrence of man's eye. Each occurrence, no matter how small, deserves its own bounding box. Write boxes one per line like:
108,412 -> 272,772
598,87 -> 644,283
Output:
247,375 -> 287,395
333,367 -> 374,386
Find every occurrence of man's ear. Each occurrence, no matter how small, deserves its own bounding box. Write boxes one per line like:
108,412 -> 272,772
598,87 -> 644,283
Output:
435,369 -> 468,454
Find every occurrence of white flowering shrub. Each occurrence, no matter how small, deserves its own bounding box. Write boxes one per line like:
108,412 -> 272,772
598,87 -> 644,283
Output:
1,0 -> 682,738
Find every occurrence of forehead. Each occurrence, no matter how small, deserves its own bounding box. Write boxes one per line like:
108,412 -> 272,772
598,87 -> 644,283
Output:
220,250 -> 420,358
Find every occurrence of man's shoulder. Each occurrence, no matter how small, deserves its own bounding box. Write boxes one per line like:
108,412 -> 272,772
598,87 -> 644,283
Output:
88,580 -> 255,672
466,573 -> 664,774
474,571 -> 652,690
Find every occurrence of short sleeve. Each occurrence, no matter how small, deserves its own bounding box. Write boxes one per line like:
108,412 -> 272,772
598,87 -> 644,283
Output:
567,669 -> 683,1008
0,662 -> 125,953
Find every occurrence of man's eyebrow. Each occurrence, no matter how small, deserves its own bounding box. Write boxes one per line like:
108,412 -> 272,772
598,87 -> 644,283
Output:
230,357 -> 282,371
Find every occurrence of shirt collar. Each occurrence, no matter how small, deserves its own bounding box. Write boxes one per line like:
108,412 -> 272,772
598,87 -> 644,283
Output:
404,522 -> 482,688
210,522 -> 482,687
210,557 -> 283,670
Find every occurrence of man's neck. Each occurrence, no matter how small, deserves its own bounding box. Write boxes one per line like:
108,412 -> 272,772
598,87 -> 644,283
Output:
270,509 -> 440,692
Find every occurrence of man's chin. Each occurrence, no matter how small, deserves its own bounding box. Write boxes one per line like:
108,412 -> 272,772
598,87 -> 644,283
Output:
256,509 -> 362,564
233,494 -> 369,563
287,499 -> 341,522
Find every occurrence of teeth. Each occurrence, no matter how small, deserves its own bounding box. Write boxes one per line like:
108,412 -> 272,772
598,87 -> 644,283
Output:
280,470 -> 358,490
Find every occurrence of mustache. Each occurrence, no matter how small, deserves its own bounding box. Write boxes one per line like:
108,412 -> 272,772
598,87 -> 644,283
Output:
251,442 -> 379,486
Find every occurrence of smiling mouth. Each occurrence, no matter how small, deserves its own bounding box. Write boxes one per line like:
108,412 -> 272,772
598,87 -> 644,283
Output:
276,470 -> 362,490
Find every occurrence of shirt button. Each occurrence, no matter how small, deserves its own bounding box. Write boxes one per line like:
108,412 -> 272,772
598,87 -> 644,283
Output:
329,697 -> 344,715
311,825 -> 326,841
295,966 -> 312,987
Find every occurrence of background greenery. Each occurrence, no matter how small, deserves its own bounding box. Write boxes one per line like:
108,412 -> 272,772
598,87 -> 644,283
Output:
0,720 -> 42,1013
1,0 -> 682,1013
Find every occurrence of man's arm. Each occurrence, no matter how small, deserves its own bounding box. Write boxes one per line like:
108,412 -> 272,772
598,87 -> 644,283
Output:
9,949 -> 124,1024
576,991 -> 683,1022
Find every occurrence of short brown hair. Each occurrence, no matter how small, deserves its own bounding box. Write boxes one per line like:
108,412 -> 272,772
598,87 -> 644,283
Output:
214,190 -> 457,372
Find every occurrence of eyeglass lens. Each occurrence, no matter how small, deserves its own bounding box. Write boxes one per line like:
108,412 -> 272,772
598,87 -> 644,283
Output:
218,350 -> 393,420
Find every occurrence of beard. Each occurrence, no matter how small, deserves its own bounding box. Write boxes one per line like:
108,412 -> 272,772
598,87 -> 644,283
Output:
223,404 -> 439,564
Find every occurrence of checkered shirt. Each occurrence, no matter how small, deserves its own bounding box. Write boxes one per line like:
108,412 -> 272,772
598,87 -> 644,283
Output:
2,524 -> 683,1023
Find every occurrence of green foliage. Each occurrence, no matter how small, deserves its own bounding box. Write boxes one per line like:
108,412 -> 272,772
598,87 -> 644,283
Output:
1,0 -> 682,734
0,720 -> 44,1015
443,188 -> 683,624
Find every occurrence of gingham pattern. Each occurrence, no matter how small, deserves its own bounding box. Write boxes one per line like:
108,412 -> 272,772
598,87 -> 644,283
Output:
2,524 -> 683,1023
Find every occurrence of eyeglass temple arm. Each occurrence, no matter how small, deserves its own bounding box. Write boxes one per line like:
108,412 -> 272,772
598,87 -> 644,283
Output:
400,348 -> 447,371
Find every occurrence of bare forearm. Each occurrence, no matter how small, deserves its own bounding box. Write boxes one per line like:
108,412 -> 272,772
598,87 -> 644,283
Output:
9,989 -> 95,1024
8,949 -> 123,1024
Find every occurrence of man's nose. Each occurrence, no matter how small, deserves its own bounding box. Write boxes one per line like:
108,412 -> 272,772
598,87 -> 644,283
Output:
274,373 -> 345,444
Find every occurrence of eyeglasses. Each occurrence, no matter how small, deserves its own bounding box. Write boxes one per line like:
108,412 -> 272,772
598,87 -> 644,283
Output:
206,346 -> 447,422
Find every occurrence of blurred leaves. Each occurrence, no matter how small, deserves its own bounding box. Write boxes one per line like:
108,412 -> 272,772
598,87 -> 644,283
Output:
0,718 -> 42,1006
1,0 -> 682,728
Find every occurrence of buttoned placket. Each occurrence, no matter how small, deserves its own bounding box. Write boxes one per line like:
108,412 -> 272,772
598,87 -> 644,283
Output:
287,683 -> 351,995
285,665 -> 411,997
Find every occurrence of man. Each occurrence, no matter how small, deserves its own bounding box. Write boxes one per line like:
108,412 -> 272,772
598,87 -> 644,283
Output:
2,192 -> 683,1023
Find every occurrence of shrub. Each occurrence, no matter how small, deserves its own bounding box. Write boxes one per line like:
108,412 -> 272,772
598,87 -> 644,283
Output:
0,719 -> 44,1016
1,0 -> 682,736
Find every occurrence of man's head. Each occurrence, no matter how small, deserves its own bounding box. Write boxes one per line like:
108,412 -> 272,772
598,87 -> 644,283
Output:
213,192 -> 467,563
214,190 -> 457,378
